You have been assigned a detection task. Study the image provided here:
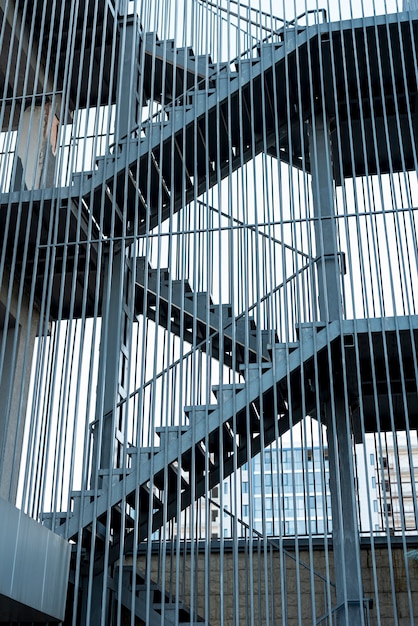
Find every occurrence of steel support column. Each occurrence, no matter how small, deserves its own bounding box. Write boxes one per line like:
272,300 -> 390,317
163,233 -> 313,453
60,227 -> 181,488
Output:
309,116 -> 342,323
87,14 -> 141,625
326,396 -> 365,625
309,116 -> 364,624
116,13 -> 141,143
93,247 -> 125,483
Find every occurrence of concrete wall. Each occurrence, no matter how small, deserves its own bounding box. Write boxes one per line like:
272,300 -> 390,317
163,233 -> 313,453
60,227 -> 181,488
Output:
0,265 -> 39,504
136,542 -> 418,625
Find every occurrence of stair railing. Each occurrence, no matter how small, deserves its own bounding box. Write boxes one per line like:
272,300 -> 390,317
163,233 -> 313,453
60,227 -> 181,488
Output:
196,0 -> 287,35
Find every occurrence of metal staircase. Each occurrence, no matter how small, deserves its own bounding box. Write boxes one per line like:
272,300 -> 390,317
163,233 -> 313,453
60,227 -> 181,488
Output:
50,313 -> 418,548
3,3 -> 418,623
45,320 -> 338,544
70,12 -> 417,236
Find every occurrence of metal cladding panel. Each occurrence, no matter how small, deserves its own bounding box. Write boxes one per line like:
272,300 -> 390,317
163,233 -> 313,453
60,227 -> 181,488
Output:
0,498 -> 70,622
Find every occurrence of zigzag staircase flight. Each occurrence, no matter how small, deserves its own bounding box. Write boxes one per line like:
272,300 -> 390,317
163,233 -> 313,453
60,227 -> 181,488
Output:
38,18 -> 325,537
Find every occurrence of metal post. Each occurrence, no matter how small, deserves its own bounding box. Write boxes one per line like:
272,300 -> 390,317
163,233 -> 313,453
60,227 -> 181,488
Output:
116,14 -> 141,143
309,116 -> 342,323
309,116 -> 364,624
91,11 -> 140,485
87,14 -> 141,625
93,247 -> 125,483
326,397 -> 364,625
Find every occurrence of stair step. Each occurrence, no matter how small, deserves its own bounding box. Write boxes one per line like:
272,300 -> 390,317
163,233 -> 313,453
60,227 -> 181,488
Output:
136,257 -> 171,284
239,362 -> 273,380
163,278 -> 194,296
296,321 -> 327,343
165,104 -> 193,119
183,404 -> 218,418
41,511 -> 68,531
155,38 -> 175,51
175,46 -> 194,59
212,383 -> 246,402
187,88 -> 217,108
196,53 -> 213,66
72,170 -> 93,188
94,153 -> 117,169
155,425 -> 188,449
184,290 -> 213,306
144,32 -> 159,48
209,303 -> 233,320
